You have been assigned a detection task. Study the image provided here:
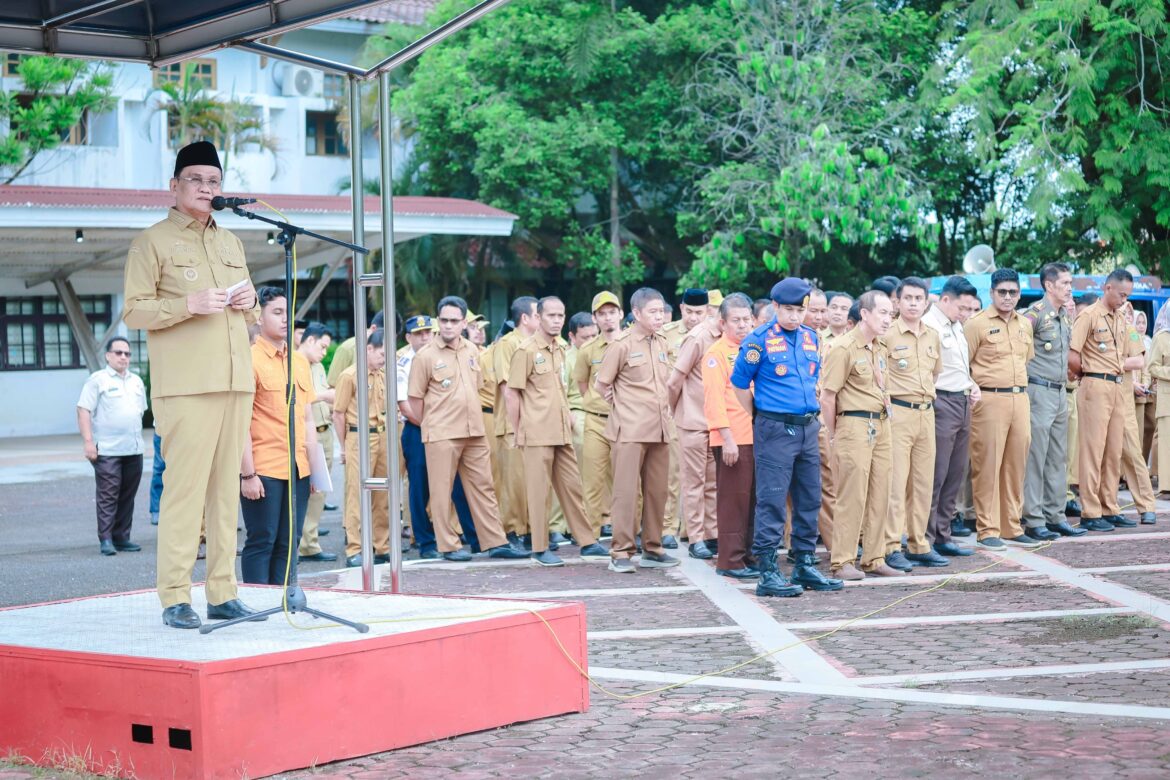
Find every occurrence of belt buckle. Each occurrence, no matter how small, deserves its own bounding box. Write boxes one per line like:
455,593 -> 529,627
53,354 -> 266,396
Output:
1012,386 -> 1020,393
1114,375 -> 1122,384
918,402 -> 928,411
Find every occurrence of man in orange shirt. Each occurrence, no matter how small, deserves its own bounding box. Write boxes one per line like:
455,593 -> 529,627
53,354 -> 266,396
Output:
702,293 -> 759,578
239,286 -> 318,592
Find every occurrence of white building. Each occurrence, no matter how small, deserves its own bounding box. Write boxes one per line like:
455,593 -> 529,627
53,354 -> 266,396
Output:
0,1 -> 518,438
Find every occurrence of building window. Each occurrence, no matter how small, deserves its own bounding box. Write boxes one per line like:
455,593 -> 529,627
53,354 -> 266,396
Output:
297,280 -> 354,342
0,295 -> 111,371
4,53 -> 22,77
305,110 -> 347,156
323,74 -> 346,103
154,58 -> 217,90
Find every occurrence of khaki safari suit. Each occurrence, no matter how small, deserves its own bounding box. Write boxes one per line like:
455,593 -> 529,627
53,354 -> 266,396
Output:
334,365 -> 390,557
573,333 -> 615,535
671,323 -> 721,544
598,327 -> 674,560
492,331 -> 528,537
1120,324 -> 1156,514
299,360 -> 334,556
822,328 -> 892,572
508,334 -> 599,553
1020,297 -> 1071,530
123,208 -> 258,610
816,329 -> 845,549
1148,330 -> 1170,489
410,336 -> 509,553
884,318 -> 941,557
660,320 -> 688,537
965,308 -> 1034,541
1071,301 -> 1131,519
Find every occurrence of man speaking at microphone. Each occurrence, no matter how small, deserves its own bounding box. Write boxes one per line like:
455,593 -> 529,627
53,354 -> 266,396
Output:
123,141 -> 262,629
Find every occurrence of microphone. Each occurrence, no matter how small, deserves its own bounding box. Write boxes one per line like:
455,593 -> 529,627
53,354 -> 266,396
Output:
211,196 -> 257,210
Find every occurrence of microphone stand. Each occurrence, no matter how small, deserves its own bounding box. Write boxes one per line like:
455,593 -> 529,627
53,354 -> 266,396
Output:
202,205 -> 370,635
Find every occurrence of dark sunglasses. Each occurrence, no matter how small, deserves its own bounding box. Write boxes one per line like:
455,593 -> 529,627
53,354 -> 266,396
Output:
109,350 -> 131,357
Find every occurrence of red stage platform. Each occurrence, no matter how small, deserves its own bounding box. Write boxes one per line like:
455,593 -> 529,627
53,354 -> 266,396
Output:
0,586 -> 588,779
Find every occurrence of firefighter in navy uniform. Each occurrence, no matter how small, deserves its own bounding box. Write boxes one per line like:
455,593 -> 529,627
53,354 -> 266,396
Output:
730,278 -> 843,597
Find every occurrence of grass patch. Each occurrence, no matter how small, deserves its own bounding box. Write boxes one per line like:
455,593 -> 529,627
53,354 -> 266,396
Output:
1017,614 -> 1160,645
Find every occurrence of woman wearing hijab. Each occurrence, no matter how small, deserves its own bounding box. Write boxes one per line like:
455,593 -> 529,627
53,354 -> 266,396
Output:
1147,302 -> 1170,499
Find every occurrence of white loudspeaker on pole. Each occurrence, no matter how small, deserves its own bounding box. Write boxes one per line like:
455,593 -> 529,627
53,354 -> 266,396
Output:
963,244 -> 996,274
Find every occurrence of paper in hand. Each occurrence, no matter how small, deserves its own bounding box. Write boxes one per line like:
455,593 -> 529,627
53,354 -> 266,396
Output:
225,278 -> 250,298
309,442 -> 333,494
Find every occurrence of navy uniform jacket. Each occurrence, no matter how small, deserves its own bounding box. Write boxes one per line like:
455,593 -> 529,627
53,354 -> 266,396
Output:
731,319 -> 821,415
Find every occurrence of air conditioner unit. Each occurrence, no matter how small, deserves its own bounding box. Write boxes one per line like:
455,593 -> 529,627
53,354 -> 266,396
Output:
277,64 -> 322,98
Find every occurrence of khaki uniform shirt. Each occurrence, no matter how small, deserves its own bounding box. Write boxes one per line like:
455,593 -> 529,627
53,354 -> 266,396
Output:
1070,300 -> 1129,376
492,331 -> 524,435
327,336 -> 356,387
122,208 -> 257,398
883,319 -> 940,403
566,345 -> 584,412
478,344 -> 496,410
821,328 -> 888,414
507,334 -> 573,446
334,365 -> 386,431
572,332 -> 613,416
661,320 -> 690,367
597,327 -> 673,443
672,322 -> 721,431
409,336 -> 485,443
964,308 -> 1034,388
310,361 -> 332,429
1022,297 -> 1071,384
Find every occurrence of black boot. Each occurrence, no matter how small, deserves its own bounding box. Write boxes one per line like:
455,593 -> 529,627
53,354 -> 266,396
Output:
791,552 -> 844,592
755,551 -> 803,598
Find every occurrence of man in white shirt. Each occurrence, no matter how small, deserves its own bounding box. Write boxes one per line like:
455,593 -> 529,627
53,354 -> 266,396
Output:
922,277 -> 980,557
77,336 -> 148,556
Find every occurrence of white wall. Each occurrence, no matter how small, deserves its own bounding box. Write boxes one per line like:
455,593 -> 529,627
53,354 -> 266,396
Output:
0,368 -> 91,437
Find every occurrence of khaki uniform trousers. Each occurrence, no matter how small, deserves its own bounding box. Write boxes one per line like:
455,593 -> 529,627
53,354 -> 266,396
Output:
1022,384 -> 1068,529
1121,394 -> 1156,513
970,392 -> 1030,540
1067,387 -> 1080,492
343,431 -> 389,557
890,405 -> 936,556
829,415 -> 891,571
523,444 -> 597,553
299,427 -> 334,555
154,391 -> 251,609
1077,378 -> 1129,518
425,436 -> 509,552
664,434 -> 682,537
817,422 -> 836,550
495,434 -> 528,537
582,412 -> 613,535
1137,399 -> 1156,463
1157,407 -> 1170,490
610,440 -> 669,559
678,427 -> 718,543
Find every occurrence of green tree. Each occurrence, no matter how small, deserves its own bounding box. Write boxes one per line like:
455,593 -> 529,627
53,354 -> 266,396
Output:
0,56 -> 115,184
679,0 -> 932,290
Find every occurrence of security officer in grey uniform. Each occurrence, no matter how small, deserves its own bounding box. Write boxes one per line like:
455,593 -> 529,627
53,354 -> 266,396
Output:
1021,262 -> 1087,539
731,277 -> 843,597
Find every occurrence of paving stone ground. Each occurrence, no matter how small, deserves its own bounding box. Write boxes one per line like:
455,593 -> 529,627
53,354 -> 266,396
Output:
3,466 -> 1170,779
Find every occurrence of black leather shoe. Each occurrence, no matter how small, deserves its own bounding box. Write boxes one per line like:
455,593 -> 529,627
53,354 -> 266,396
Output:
1047,520 -> 1087,537
418,549 -> 440,560
1006,534 -> 1040,546
1080,517 -> 1115,532
443,549 -> 472,562
791,553 -> 845,591
905,550 -> 950,567
534,550 -> 565,567
373,553 -> 391,564
299,551 -> 338,562
787,550 -> 822,565
884,550 -> 916,571
688,541 -> 713,560
345,554 -> 361,567
1024,526 -> 1059,541
662,535 -> 679,549
950,515 -> 973,538
579,543 -> 609,558
600,524 -> 613,539
549,531 -> 569,545
113,540 -> 141,552
207,599 -> 267,621
324,503 -> 339,511
162,603 -> 200,629
488,544 -> 530,559
507,532 -> 521,546
100,540 -> 116,556
1065,499 -> 1082,517
1106,514 -> 1137,528
754,552 -> 803,598
706,538 -> 719,554
1141,512 -> 1157,525
521,534 -> 533,550
319,528 -> 331,536
716,567 -> 760,579
933,542 -> 974,557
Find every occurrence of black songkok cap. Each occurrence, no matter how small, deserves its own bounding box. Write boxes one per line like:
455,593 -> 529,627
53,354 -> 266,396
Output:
681,288 -> 709,306
173,141 -> 222,178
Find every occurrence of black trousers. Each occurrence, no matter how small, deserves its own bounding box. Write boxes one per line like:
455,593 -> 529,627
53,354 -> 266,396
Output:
241,473 -> 310,586
93,454 -> 143,542
752,417 -> 821,557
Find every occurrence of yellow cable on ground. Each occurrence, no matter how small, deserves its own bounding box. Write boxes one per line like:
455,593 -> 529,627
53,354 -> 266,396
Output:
286,541 -> 1054,700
